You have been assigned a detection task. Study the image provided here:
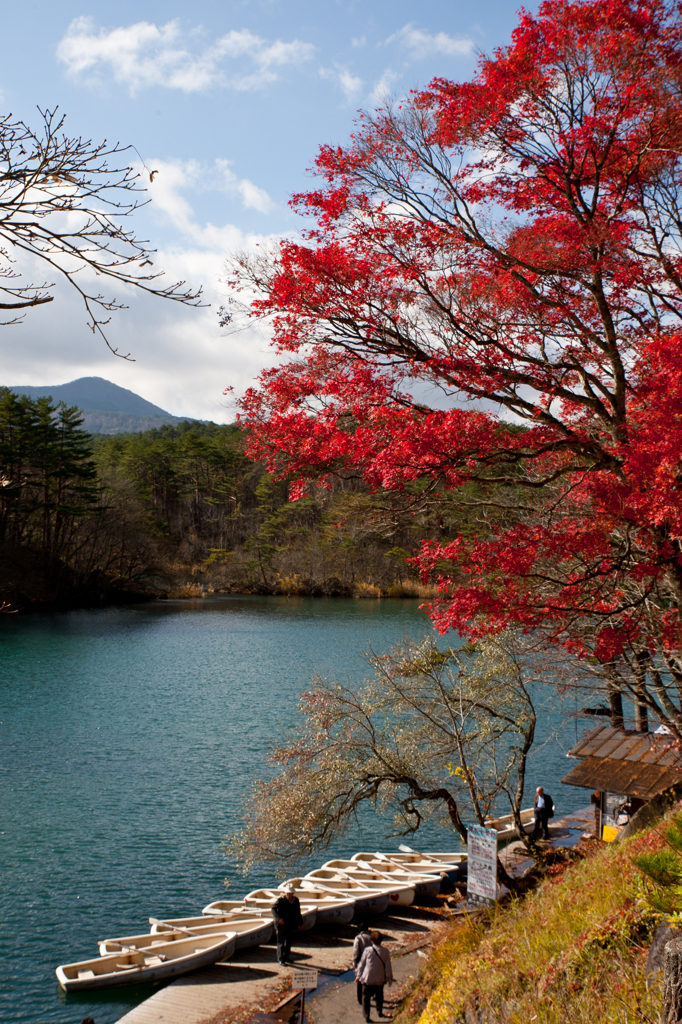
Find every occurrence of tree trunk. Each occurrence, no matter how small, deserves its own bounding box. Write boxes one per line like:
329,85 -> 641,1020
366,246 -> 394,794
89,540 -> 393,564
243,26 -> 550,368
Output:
607,676 -> 624,730
663,935 -> 682,1023
496,855 -> 517,891
635,696 -> 649,733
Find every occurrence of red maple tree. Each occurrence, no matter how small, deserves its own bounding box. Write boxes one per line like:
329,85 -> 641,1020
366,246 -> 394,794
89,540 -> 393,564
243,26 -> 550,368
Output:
228,0 -> 682,729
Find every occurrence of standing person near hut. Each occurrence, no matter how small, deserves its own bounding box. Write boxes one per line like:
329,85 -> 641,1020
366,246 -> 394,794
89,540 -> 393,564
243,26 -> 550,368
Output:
353,922 -> 372,1007
271,884 -> 303,965
532,786 -> 555,842
357,930 -> 393,1022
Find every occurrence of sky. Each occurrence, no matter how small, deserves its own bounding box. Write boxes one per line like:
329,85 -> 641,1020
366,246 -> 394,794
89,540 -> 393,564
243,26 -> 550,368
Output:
1,0 -> 537,422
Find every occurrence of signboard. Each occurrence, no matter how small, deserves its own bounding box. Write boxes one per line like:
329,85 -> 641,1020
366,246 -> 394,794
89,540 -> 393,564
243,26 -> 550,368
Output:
291,969 -> 318,990
467,824 -> 498,906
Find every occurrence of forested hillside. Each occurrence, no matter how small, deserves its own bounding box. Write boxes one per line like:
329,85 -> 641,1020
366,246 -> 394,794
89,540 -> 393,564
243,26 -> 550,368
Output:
90,420 -> 450,598
1,387 -> 481,609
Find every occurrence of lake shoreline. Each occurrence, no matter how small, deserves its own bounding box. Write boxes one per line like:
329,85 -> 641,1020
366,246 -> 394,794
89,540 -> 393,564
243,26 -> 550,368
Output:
3,560 -> 440,615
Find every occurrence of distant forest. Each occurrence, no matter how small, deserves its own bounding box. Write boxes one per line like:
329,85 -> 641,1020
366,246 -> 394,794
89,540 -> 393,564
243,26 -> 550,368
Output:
0,388 -> 472,609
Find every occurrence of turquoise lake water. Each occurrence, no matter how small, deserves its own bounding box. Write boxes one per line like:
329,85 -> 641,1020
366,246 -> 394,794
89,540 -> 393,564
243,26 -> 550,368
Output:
0,596 -> 583,1024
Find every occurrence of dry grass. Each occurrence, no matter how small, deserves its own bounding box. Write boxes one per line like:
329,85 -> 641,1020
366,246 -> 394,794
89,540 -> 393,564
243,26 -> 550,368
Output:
354,581 -> 439,599
275,573 -> 306,595
166,582 -> 205,598
395,828 -> 670,1024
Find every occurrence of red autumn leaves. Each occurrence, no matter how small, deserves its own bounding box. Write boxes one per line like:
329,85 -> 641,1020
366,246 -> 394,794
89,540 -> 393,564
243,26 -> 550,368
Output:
231,0 -> 682,663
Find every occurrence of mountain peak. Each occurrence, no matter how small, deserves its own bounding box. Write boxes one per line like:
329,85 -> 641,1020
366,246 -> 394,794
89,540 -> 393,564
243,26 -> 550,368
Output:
7,376 -> 173,418
4,376 -> 201,434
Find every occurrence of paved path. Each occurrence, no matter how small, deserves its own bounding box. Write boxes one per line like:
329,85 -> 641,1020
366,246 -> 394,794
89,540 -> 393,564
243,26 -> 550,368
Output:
303,946 -> 427,1024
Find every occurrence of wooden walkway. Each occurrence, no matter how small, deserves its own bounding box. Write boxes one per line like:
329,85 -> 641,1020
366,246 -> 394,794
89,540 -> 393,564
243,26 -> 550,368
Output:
115,957 -> 285,1024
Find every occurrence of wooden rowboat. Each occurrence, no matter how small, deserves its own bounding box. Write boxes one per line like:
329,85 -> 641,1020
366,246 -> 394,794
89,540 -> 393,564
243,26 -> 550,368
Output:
320,861 -> 416,906
56,930 -> 237,992
106,917 -> 272,954
242,890 -> 317,931
302,871 -> 390,914
277,879 -> 356,924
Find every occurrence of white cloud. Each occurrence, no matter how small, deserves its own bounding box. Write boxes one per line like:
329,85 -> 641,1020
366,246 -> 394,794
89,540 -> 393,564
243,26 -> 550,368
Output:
133,159 -> 274,237
57,17 -> 315,94
386,24 -> 474,60
1,158 -> 284,421
319,65 -> 363,103
352,36 -> 367,48
370,69 -> 399,107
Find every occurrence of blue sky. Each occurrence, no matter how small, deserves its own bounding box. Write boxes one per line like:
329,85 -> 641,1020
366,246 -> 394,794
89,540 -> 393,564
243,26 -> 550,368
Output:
2,0 -> 536,420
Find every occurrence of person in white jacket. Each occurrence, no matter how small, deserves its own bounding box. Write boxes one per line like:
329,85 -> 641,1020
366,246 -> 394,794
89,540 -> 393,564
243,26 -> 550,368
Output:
356,931 -> 393,1022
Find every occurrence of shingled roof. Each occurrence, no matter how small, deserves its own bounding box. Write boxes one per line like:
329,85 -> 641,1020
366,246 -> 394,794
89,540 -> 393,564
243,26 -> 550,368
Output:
561,725 -> 682,800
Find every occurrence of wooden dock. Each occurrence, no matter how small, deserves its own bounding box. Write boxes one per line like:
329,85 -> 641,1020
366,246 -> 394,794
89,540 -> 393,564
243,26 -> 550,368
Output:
115,954 -> 288,1024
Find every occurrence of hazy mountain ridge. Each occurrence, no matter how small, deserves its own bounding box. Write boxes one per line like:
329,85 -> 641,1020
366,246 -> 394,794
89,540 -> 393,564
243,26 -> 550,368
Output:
6,377 -> 207,434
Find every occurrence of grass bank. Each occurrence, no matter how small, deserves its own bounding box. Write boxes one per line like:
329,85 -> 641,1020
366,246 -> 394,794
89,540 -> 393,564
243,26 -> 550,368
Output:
396,825 -> 670,1024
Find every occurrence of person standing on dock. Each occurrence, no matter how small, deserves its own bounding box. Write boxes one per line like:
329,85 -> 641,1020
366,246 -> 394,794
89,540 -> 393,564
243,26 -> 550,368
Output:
272,884 -> 303,965
357,930 -> 393,1022
353,922 -> 372,1007
532,786 -> 555,842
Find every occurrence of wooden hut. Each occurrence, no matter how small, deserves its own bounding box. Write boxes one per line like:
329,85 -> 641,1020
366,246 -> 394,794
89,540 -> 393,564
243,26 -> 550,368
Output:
561,725 -> 682,840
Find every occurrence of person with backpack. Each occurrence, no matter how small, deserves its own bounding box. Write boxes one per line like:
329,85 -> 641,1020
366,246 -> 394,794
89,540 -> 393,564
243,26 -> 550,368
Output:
532,786 -> 555,841
356,930 -> 393,1022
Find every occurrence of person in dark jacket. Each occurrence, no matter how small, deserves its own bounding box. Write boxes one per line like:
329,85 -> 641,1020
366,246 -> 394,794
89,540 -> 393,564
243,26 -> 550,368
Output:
357,930 -> 393,1022
353,922 -> 372,1007
532,786 -> 554,841
271,884 -> 303,965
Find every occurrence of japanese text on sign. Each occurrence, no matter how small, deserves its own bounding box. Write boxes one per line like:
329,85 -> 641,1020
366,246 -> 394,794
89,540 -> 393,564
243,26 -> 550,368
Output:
291,969 -> 318,990
467,824 -> 498,906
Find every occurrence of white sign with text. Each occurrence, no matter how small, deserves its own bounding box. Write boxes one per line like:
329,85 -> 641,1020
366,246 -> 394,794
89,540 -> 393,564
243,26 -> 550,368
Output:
467,824 -> 498,906
291,969 -> 319,990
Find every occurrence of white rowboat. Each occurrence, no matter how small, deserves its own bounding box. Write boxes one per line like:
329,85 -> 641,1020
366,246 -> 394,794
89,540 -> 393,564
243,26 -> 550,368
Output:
302,871 -> 390,914
346,856 -> 442,897
320,861 -> 415,906
242,890 -> 318,931
390,848 -> 467,879
484,808 -> 535,843
153,910 -> 272,950
196,905 -> 270,921
107,916 -> 272,953
354,851 -> 458,877
56,930 -> 237,992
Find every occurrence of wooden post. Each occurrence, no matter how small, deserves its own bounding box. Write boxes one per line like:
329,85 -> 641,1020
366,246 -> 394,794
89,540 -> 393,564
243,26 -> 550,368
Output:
299,987 -> 305,1024
662,935 -> 682,1023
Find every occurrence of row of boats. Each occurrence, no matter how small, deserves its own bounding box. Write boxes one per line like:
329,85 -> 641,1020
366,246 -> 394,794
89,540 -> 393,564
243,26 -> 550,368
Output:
56,847 -> 467,992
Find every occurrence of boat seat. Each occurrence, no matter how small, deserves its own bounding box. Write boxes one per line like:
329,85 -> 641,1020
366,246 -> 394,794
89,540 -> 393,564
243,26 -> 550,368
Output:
77,970 -> 95,979
144,955 -> 165,965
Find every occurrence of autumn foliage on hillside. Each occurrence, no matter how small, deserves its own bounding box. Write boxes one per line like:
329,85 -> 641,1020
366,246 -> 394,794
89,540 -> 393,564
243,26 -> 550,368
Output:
228,0 -> 682,727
